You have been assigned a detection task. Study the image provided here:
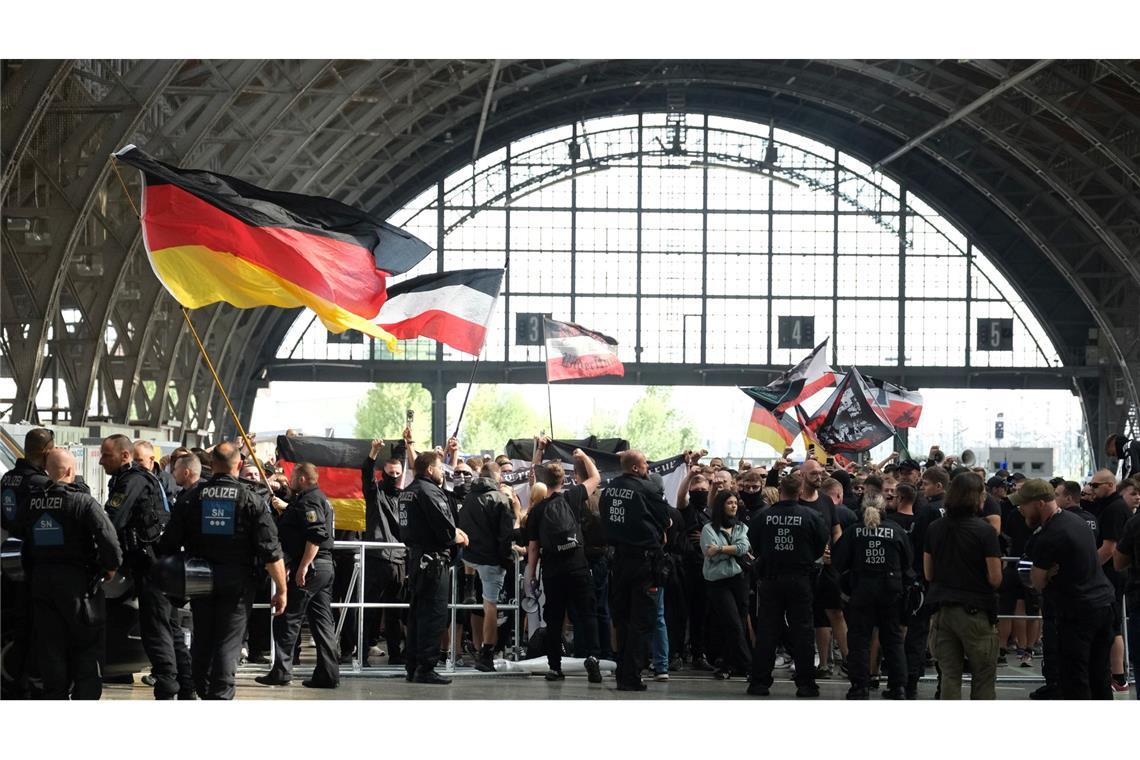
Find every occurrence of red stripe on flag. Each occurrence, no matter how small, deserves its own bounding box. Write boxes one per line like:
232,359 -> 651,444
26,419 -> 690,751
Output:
143,183 -> 387,320
279,462 -> 364,499
381,308 -> 488,355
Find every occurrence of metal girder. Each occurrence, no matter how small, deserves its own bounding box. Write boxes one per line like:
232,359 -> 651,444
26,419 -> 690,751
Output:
261,359 -> 1097,390
1,60 -> 74,197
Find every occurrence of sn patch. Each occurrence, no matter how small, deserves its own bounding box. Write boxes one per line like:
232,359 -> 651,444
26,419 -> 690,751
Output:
202,498 -> 236,536
2,489 -> 15,521
33,513 -> 64,546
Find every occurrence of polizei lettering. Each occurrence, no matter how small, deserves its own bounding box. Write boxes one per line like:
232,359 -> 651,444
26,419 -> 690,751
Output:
200,486 -> 240,500
765,514 -> 803,526
28,495 -> 64,510
854,526 -> 894,539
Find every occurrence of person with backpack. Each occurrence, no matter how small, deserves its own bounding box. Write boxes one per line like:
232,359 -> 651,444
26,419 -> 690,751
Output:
99,433 -> 184,699
525,443 -> 603,684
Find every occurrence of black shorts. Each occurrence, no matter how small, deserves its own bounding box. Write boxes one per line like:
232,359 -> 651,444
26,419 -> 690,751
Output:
998,565 -> 1040,616
812,566 -> 844,624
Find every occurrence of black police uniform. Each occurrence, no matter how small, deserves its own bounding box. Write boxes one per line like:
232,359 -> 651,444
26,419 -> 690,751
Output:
362,458 -> 407,664
749,499 -> 829,695
526,483 -> 601,677
1,457 -> 51,698
398,475 -> 457,682
2,457 -> 50,537
104,462 -> 190,699
24,480 -> 122,699
1027,508 -> 1116,699
263,485 -> 338,687
833,516 -> 913,698
600,473 -> 670,689
156,473 -> 282,699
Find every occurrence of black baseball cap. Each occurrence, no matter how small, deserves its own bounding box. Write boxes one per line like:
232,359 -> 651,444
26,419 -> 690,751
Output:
986,476 -> 1007,489
898,459 -> 922,472
1011,472 -> 1027,482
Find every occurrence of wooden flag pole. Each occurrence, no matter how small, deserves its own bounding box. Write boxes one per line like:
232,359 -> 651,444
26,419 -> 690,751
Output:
180,307 -> 273,491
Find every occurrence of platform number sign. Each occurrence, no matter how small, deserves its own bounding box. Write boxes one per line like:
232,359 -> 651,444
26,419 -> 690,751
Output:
515,313 -> 552,346
327,329 -> 363,344
778,316 -> 814,349
976,318 -> 1013,352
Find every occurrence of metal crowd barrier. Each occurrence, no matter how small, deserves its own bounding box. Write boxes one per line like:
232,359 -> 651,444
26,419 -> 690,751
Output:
253,540 -> 525,675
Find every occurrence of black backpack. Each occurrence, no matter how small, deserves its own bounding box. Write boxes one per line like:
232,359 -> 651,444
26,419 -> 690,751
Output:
538,492 -> 582,555
131,470 -> 171,545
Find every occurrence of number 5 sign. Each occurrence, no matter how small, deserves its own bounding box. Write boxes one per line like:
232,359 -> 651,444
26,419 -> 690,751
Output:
976,318 -> 1013,351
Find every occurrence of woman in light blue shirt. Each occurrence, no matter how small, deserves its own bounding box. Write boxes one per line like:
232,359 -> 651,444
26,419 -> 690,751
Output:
700,491 -> 753,679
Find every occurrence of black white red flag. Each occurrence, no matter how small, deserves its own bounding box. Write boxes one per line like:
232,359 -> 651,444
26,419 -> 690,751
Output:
543,317 -> 625,382
741,338 -> 837,413
862,376 -> 924,428
375,268 -> 503,355
814,367 -> 895,454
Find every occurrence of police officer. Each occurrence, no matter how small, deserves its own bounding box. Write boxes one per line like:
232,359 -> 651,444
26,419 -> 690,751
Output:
833,493 -> 913,700
25,449 -> 121,699
1,427 -> 54,699
256,463 -> 339,688
601,450 -> 671,691
398,450 -> 468,684
747,472 -> 829,697
155,442 -> 287,699
2,427 -> 53,537
1017,479 -> 1117,699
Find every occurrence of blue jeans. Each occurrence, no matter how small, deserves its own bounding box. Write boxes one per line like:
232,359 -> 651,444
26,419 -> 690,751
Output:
652,586 -> 668,673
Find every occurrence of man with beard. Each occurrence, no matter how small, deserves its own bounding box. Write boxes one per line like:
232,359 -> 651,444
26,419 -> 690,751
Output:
798,458 -> 845,679
1018,479 -> 1116,699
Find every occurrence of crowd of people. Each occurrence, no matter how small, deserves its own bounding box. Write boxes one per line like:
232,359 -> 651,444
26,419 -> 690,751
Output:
2,424 -> 1139,700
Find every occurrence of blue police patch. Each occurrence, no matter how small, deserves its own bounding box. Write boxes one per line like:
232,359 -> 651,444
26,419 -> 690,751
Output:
202,498 -> 236,536
1,489 -> 15,521
33,513 -> 64,546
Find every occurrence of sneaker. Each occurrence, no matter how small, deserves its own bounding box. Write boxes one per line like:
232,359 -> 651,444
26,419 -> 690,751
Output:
669,656 -> 683,672
796,684 -> 821,698
845,687 -> 869,700
838,661 -> 849,678
813,665 -> 832,679
746,683 -> 770,696
367,645 -> 387,660
544,669 -> 566,682
868,675 -> 880,690
141,674 -> 157,687
474,645 -> 496,673
1110,679 -> 1130,694
653,672 -> 670,682
585,656 -> 603,684
690,655 -> 714,671
774,653 -> 793,669
881,687 -> 907,700
1018,650 -> 1033,668
996,652 -> 1008,667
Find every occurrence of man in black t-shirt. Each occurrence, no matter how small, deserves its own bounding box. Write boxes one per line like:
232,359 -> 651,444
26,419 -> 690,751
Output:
924,472 -> 1002,700
1017,479 -> 1116,699
1090,470 -> 1132,691
525,448 -> 603,683
1112,507 -> 1140,692
799,459 -> 845,679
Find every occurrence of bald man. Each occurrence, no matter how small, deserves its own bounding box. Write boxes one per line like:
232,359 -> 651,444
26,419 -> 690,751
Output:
26,449 -> 122,699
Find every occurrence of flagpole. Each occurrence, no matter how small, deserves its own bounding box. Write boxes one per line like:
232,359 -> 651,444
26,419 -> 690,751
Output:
450,263 -> 508,441
542,319 -> 555,437
179,307 -> 273,492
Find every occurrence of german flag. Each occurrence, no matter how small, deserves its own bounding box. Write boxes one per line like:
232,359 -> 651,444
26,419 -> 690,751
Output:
114,145 -> 432,350
745,403 -> 800,454
275,435 -> 406,533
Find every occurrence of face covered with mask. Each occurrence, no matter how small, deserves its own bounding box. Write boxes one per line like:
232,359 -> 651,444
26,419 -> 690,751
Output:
738,476 -> 765,511
451,465 -> 474,498
380,461 -> 402,493
688,473 -> 710,510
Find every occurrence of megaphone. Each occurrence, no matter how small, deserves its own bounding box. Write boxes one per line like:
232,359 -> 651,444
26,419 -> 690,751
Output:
961,449 -> 977,466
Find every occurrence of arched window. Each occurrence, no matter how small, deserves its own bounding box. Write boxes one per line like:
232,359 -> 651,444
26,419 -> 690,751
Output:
277,113 -> 1061,372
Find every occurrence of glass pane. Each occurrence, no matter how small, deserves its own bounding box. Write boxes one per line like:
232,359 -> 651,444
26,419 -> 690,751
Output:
640,297 -> 702,363
706,298 -> 769,364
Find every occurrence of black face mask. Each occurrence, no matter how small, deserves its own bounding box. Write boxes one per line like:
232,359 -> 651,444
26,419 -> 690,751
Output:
381,473 -> 400,493
740,490 -> 764,510
453,480 -> 471,499
688,490 -> 708,509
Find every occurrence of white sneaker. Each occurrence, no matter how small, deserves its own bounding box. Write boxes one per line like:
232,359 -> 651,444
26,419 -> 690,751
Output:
653,672 -> 670,682
774,654 -> 793,668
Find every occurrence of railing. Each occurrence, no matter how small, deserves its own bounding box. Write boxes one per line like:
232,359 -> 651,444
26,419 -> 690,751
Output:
253,540 -> 525,675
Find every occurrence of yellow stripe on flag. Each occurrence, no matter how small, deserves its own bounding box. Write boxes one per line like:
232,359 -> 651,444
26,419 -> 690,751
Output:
746,404 -> 795,453
328,497 -> 366,533
148,245 -> 400,351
